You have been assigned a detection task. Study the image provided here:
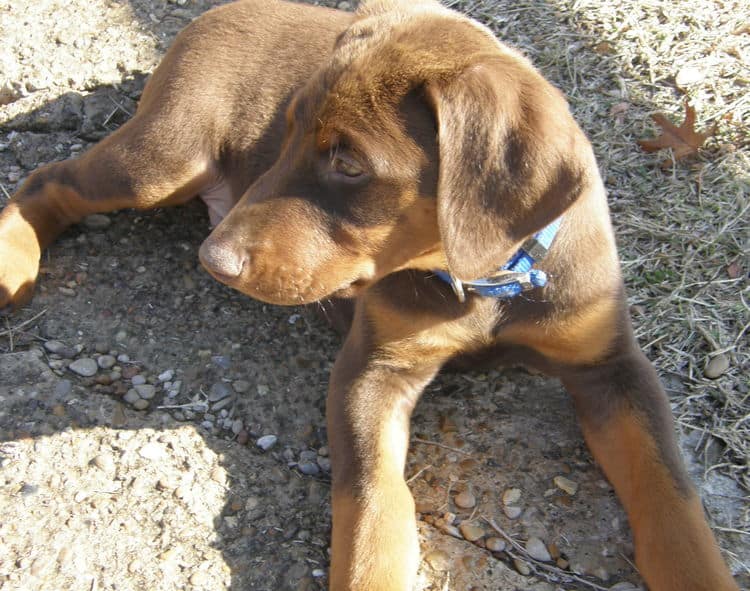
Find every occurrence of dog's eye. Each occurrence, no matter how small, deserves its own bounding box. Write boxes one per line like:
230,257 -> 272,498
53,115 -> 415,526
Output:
332,155 -> 364,178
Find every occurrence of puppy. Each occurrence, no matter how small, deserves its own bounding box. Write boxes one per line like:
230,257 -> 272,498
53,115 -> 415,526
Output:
0,1 -> 739,589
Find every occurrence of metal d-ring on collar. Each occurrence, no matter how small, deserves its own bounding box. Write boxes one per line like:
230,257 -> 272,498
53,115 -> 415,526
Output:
434,216 -> 563,303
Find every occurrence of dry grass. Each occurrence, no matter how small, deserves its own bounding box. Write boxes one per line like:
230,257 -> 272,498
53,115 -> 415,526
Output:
447,0 -> 750,537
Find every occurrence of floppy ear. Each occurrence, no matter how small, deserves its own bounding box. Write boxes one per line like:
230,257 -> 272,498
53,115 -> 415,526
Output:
424,54 -> 594,281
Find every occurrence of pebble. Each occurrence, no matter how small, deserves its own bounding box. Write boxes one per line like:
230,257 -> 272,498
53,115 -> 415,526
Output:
256,435 -> 277,451
69,358 -> 98,377
232,380 -> 250,393
424,549 -> 450,571
675,66 -> 705,87
117,353 -> 130,363
83,214 -> 111,229
454,489 -> 476,509
200,420 -> 214,430
44,340 -> 76,358
209,382 -> 233,402
97,354 -> 116,369
189,571 -> 209,586
553,475 -> 579,495
502,488 -> 521,505
298,461 -> 320,476
299,450 -> 318,463
134,384 -> 156,400
231,419 -> 243,435
158,369 -> 174,382
124,389 -> 141,405
132,399 -> 149,411
458,522 -> 484,542
211,355 -> 231,370
485,537 -> 506,552
256,384 -> 270,396
503,505 -> 522,519
525,537 -> 551,562
704,354 -> 730,379
317,456 -> 331,472
91,453 -> 116,473
211,396 -> 234,412
131,374 -> 146,386
513,558 -> 531,576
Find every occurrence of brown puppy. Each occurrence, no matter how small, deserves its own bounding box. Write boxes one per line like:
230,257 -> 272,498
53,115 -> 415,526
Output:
0,1 -> 739,590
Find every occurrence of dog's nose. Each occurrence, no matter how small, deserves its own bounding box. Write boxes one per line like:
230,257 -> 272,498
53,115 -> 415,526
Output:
198,239 -> 248,279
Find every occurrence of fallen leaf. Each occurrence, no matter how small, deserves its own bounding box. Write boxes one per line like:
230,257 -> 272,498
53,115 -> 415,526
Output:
594,41 -> 616,55
638,100 -> 713,167
727,260 -> 743,279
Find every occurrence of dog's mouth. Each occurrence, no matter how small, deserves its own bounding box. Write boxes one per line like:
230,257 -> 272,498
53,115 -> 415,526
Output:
330,276 -> 373,299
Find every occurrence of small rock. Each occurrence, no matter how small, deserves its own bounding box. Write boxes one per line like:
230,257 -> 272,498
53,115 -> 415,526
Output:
298,461 -> 320,476
117,353 -> 130,363
503,505 -> 522,519
485,537 -> 506,552
124,389 -> 141,405
525,537 -> 551,562
232,380 -> 250,393
513,558 -> 531,576
317,456 -> 331,472
44,340 -> 76,358
211,355 -> 231,370
132,398 -> 149,410
158,369 -> 174,382
91,454 -> 116,473
231,419 -> 243,435
139,442 -> 166,460
189,571 -> 209,586
454,489 -> 476,509
97,354 -> 116,369
458,522 -> 484,542
83,214 -> 111,229
553,475 -> 578,495
68,358 -> 98,377
211,396 -> 234,412
502,488 -> 521,505
134,384 -> 156,400
237,430 -> 249,445
424,549 -> 450,571
299,450 -> 318,463
704,354 -> 730,379
256,435 -> 277,451
675,66 -> 705,88
256,384 -> 270,396
131,374 -> 146,386
209,382 -> 233,402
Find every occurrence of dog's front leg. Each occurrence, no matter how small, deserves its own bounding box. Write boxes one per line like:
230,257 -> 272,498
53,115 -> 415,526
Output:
561,347 -> 739,591
326,304 -> 445,591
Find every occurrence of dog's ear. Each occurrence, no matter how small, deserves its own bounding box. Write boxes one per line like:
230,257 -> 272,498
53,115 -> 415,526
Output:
424,54 -> 594,281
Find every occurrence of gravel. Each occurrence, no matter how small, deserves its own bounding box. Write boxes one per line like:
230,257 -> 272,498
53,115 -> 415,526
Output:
0,0 -> 747,590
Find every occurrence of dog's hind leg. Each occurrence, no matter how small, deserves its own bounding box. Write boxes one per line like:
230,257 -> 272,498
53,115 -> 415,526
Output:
561,346 -> 739,591
0,110 -> 217,311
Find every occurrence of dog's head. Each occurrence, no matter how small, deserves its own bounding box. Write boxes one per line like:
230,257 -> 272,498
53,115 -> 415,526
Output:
199,0 -> 594,305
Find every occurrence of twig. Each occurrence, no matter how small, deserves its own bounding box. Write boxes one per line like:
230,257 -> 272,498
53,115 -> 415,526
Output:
406,464 -> 432,484
483,517 -> 612,591
411,437 -> 472,456
0,308 -> 47,337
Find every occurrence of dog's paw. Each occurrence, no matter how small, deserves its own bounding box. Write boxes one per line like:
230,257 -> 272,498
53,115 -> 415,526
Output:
0,213 -> 41,313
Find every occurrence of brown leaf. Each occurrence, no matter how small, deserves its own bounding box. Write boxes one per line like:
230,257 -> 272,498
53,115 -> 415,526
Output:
727,260 -> 743,279
638,100 -> 713,167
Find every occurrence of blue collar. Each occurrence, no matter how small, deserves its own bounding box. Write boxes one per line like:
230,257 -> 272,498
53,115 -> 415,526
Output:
434,217 -> 562,302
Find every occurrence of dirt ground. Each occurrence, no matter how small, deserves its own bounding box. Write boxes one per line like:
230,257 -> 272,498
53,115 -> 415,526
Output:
0,1 -> 748,590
